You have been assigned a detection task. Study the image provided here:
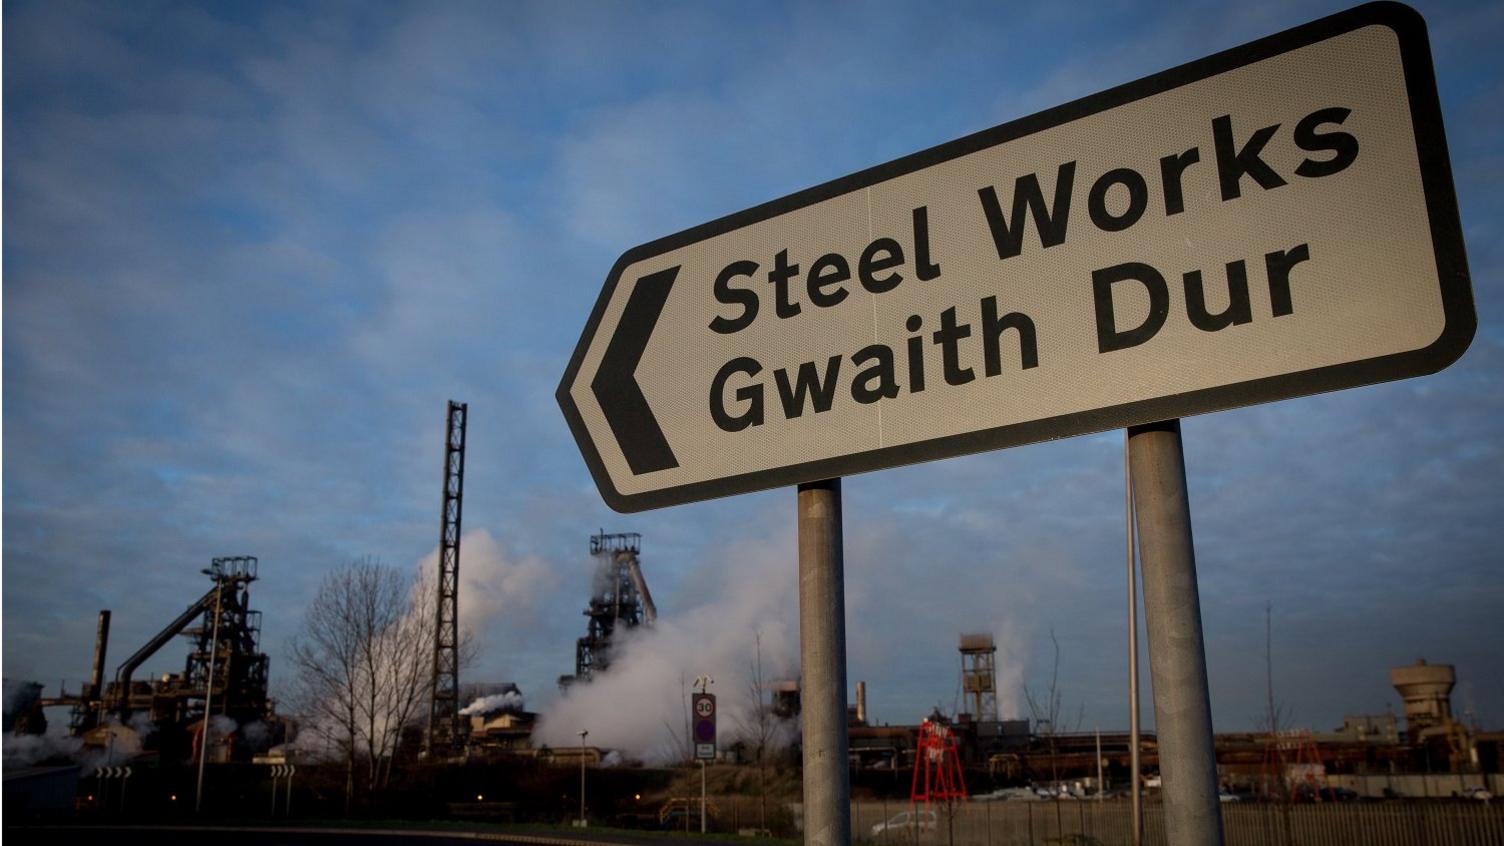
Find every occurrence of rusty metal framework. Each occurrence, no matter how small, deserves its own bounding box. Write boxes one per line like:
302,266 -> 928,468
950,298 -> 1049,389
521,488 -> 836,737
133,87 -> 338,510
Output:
32,557 -> 277,762
427,400 -> 467,755
559,532 -> 655,691
98,557 -> 268,730
184,557 -> 269,726
959,632 -> 999,722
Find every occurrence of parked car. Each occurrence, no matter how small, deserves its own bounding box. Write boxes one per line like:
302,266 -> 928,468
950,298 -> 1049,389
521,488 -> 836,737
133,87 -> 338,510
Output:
1466,787 -> 1493,802
972,787 -> 1041,802
1218,792 -> 1241,803
871,810 -> 938,837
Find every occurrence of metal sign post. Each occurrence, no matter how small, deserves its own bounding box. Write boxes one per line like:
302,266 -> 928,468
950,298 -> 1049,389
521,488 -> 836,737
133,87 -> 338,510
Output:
1128,419 -> 1223,844
267,765 -> 295,816
798,479 -> 851,846
1126,431 -> 1143,846
93,767 -> 132,814
693,685 -> 716,833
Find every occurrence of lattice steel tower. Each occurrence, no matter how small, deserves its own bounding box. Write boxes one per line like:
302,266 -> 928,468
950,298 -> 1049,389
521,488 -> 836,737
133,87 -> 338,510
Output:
959,632 -> 999,722
426,400 -> 467,755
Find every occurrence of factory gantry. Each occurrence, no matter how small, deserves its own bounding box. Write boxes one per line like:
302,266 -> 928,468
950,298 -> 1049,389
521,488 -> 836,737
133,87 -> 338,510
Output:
558,531 -> 657,691
18,556 -> 279,763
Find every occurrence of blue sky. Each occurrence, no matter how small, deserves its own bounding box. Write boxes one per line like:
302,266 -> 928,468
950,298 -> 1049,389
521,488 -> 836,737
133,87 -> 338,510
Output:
4,0 -> 1501,753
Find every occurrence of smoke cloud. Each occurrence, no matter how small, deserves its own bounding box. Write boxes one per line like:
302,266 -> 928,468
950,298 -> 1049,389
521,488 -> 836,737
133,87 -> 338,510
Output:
3,732 -> 84,767
3,679 -> 42,721
1,714 -> 151,769
993,620 -> 1027,720
533,525 -> 799,761
416,529 -> 559,638
242,719 -> 274,752
460,690 -> 525,715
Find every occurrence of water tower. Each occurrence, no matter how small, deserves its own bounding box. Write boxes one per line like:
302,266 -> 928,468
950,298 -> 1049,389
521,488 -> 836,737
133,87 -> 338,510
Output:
959,633 -> 998,722
1389,658 -> 1454,741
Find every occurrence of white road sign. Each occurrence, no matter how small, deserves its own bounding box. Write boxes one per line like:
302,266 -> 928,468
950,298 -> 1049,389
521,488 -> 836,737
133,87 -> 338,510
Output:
559,3 -> 1472,513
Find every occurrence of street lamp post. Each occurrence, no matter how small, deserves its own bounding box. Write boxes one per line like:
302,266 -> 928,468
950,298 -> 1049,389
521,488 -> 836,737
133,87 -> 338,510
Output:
195,585 -> 223,814
578,729 -> 589,827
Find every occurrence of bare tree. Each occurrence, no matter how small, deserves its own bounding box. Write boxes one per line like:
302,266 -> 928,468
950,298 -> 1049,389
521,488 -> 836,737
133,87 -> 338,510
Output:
1024,627 -> 1077,838
288,559 -> 437,803
374,574 -> 438,788
289,562 -> 370,808
734,630 -> 785,832
662,671 -> 694,764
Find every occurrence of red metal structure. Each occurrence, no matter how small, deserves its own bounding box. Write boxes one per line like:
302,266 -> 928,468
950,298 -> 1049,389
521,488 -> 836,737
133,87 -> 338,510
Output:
911,717 -> 968,802
1261,729 -> 1334,802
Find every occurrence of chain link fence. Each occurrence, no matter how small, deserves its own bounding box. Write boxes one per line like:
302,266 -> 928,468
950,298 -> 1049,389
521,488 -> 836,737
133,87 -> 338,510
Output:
852,799 -> 1504,846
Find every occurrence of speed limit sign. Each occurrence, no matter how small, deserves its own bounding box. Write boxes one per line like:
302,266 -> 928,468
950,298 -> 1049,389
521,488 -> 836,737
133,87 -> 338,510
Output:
692,693 -> 716,759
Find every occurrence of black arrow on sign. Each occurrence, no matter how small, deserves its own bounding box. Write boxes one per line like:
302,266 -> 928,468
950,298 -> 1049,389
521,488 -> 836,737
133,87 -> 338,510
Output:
592,266 -> 680,475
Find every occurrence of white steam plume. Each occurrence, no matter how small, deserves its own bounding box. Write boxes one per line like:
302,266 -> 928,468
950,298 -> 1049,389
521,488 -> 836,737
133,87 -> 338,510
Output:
993,619 -> 1027,719
534,525 -> 798,761
460,690 -> 525,715
415,529 -> 558,636
2,714 -> 151,769
3,732 -> 84,767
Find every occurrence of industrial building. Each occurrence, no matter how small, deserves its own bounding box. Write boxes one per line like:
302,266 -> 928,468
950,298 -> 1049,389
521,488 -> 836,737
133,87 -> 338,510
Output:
461,682 -> 537,755
839,651 -> 1500,801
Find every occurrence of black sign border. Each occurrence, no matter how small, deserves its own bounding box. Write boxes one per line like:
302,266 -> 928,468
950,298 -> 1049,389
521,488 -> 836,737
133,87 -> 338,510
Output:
558,1 -> 1474,513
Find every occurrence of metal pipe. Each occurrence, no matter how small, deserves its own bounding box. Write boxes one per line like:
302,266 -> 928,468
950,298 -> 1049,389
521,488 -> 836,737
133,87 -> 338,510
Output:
1125,430 -> 1143,846
797,478 -> 851,846
625,555 -> 658,625
114,586 -> 220,715
89,611 -> 111,702
1127,419 -> 1224,844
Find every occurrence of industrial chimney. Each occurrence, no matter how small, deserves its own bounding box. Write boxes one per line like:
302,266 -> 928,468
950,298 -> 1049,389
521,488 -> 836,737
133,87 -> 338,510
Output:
89,610 -> 111,701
